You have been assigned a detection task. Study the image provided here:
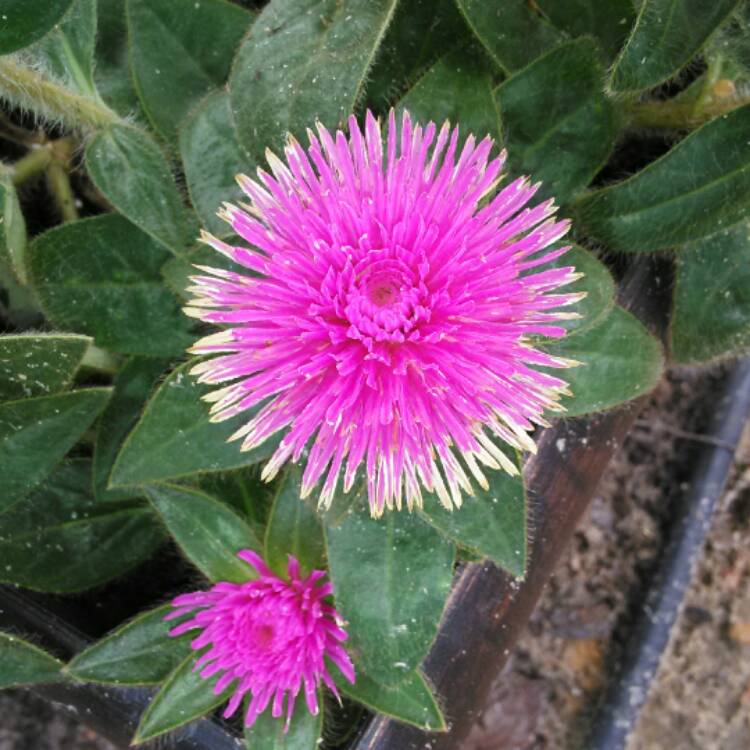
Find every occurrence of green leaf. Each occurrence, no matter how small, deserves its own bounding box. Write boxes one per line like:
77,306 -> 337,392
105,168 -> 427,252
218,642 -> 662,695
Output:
365,0 -> 469,110
0,388 -> 110,514
544,305 -> 664,417
0,0 -> 74,54
421,455 -> 526,577
455,0 -> 565,73
671,223 -> 750,363
110,359 -> 277,487
180,90 -> 247,237
127,0 -> 252,141
0,460 -> 165,593
325,505 -> 454,685
397,45 -> 501,143
145,483 -> 260,582
576,103 -> 750,251
495,38 -> 617,204
244,700 -> 323,749
610,0 -> 741,92
0,333 -> 90,402
331,663 -> 445,731
0,633 -> 63,688
264,465 -> 325,576
85,124 -> 198,254
538,0 -> 635,62
93,356 -> 170,502
230,0 -> 399,163
161,242 -> 243,300
67,604 -> 191,685
0,178 -> 28,281
28,214 -> 194,357
134,654 -> 230,744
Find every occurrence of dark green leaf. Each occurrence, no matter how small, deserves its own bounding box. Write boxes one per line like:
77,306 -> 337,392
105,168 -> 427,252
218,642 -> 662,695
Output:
538,0 -> 635,61
93,356 -> 170,502
0,333 -> 90,402
611,0 -> 741,92
161,243 -> 243,300
264,465 -> 324,576
134,654 -> 231,743
495,38 -> 617,204
244,699 -> 323,749
85,124 -> 198,254
180,90 -> 247,237
544,305 -> 664,416
575,104 -> 750,251
0,0 -> 74,54
127,0 -> 252,141
397,45 -> 501,143
671,224 -> 750,363
325,505 -> 454,685
331,663 -> 445,731
421,454 -> 526,577
455,0 -> 565,73
0,632 -> 63,688
67,604 -> 191,685
230,0 -> 399,163
145,483 -> 260,582
0,388 -> 110,514
0,460 -> 165,592
110,359 -> 277,487
28,214 -> 194,357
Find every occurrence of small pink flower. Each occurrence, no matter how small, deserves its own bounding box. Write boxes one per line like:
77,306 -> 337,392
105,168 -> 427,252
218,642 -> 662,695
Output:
165,550 -> 354,729
186,110 -> 582,516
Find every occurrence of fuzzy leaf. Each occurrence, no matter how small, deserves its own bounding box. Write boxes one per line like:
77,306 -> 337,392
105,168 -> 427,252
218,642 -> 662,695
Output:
0,633 -> 63,688
145,483 -> 261,582
0,0 -> 74,54
67,605 -> 191,685
230,0 -> 399,163
576,104 -> 750,251
244,701 -> 323,749
28,214 -> 194,357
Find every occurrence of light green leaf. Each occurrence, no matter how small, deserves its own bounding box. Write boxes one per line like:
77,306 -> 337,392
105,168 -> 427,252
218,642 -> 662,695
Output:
671,223 -> 750,363
264,465 -> 325,576
0,460 -> 164,592
0,388 -> 110,514
455,0 -> 565,73
325,505 -> 454,685
544,305 -> 664,416
127,0 -> 253,141
0,333 -> 90,402
180,90 -> 247,237
244,699 -> 323,749
134,654 -> 231,743
0,0 -> 74,54
576,103 -> 750,251
28,214 -> 194,356
145,483 -> 260,582
67,604 -> 191,685
495,38 -> 617,204
230,0 -> 399,163
110,359 -> 277,487
85,124 -> 198,254
611,0 -> 741,92
0,633 -> 63,688
0,178 -> 28,281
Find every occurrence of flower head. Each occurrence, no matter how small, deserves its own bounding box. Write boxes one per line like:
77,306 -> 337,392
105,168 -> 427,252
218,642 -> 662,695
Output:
186,110 -> 582,516
166,550 -> 354,729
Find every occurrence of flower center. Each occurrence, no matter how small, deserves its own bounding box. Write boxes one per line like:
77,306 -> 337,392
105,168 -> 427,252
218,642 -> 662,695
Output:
253,622 -> 275,649
367,277 -> 399,308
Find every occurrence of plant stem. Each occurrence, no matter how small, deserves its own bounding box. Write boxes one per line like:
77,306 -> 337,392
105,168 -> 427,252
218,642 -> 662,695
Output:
0,58 -> 120,133
46,138 -> 78,222
11,145 -> 52,186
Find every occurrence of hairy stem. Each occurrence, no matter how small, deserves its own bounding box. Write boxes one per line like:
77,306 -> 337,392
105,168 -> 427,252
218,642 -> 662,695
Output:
46,138 -> 78,222
11,144 -> 52,186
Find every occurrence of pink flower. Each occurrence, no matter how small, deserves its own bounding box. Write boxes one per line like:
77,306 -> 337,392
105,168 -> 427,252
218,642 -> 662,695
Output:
185,110 -> 581,516
166,551 -> 354,729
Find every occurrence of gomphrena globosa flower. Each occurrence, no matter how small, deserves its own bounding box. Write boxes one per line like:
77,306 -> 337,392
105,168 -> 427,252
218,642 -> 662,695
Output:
186,110 -> 582,516
166,550 -> 354,730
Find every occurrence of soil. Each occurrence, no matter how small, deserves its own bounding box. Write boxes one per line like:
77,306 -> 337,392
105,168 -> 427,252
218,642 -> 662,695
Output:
463,364 -> 750,750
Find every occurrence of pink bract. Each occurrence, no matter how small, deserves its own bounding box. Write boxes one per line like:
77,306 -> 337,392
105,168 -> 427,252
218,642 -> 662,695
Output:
166,550 -> 354,730
185,110 -> 582,516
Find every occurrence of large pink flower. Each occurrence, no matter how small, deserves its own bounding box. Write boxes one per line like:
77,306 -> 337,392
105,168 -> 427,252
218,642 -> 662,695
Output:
186,110 -> 581,516
166,551 -> 354,729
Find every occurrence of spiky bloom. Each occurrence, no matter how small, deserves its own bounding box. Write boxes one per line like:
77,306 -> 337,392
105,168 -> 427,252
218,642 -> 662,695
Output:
166,551 -> 354,730
186,110 -> 582,516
